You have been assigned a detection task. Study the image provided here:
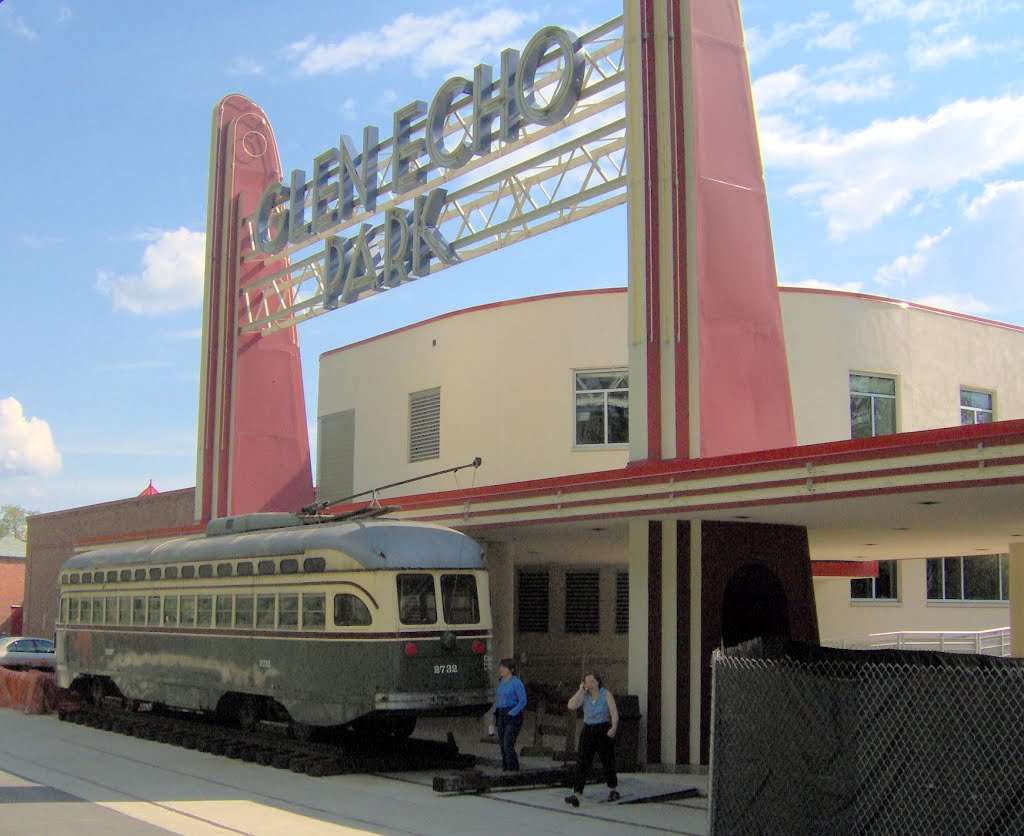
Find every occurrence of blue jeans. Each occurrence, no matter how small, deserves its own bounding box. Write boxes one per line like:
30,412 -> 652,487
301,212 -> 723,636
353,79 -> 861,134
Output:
495,709 -> 523,771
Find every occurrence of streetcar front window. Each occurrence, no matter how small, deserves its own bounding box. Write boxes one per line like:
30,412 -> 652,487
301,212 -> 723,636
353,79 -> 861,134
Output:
147,596 -> 161,626
397,574 -> 437,625
235,595 -> 254,628
441,575 -> 480,624
302,593 -> 325,630
180,596 -> 196,627
279,594 -> 299,629
197,595 -> 213,627
215,595 -> 232,627
105,597 -> 117,625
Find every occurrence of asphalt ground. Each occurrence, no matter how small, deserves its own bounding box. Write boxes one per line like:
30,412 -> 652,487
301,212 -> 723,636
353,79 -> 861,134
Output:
0,709 -> 708,835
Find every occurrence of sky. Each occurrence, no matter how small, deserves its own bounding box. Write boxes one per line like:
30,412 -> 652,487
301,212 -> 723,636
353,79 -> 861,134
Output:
1,0 -> 1022,515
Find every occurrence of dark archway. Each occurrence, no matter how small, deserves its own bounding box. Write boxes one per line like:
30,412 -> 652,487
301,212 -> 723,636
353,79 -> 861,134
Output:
721,563 -> 791,647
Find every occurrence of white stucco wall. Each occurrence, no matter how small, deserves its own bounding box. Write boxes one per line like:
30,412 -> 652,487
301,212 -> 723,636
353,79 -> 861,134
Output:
317,287 -> 1024,646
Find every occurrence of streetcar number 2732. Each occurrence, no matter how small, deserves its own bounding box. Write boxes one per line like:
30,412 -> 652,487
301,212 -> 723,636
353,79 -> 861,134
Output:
434,664 -> 459,674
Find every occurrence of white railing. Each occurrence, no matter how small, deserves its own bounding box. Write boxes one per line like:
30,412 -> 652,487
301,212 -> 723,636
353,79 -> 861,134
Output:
825,627 -> 1012,657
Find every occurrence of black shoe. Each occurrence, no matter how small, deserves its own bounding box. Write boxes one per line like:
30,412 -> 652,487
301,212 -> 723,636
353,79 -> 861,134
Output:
608,790 -> 621,802
565,794 -> 580,807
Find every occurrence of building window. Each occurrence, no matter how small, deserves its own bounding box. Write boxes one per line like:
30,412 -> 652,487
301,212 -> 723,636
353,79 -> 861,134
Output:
517,569 -> 550,633
850,373 -> 896,438
565,570 -> 600,634
961,389 -> 994,425
575,370 -> 629,446
927,555 -> 1008,601
409,387 -> 441,462
615,571 -> 629,634
851,560 -> 899,600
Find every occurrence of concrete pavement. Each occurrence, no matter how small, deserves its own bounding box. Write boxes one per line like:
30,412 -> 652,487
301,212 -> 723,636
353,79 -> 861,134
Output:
0,709 -> 708,835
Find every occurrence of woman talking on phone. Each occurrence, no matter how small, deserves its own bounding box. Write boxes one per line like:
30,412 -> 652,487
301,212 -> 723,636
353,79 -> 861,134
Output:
564,671 -> 619,806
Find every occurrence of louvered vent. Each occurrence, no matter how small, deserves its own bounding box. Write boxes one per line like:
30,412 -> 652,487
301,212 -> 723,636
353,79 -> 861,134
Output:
409,387 -> 441,462
615,570 -> 629,633
565,570 -> 600,634
517,569 -> 550,633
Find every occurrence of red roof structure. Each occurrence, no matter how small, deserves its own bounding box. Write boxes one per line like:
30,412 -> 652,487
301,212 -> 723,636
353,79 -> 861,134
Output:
137,480 -> 159,497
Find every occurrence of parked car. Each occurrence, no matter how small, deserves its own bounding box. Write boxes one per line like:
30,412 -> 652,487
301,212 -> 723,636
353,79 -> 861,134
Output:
0,637 -> 55,672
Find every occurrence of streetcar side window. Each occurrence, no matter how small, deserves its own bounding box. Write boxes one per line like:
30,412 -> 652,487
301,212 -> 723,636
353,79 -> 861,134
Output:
81,598 -> 92,624
105,597 -> 117,625
334,594 -> 372,627
215,595 -> 233,627
302,594 -> 325,630
69,598 -> 80,624
197,595 -> 213,627
397,574 -> 437,625
134,569 -> 146,582
149,568 -> 162,581
181,566 -> 195,579
118,597 -> 131,625
165,567 -> 178,580
441,574 -> 480,625
82,573 -> 92,584
198,564 -> 213,579
60,597 -> 68,624
107,571 -> 118,583
61,574 -> 68,584
132,597 -> 145,625
303,557 -> 326,573
180,596 -> 196,627
235,595 -> 254,628
147,596 -> 161,626
120,570 -> 132,582
257,560 -> 276,575
217,563 -> 233,578
279,594 -> 299,630
164,596 -> 178,626
237,562 -> 253,577
280,559 -> 298,574
256,594 -> 276,629
70,574 -> 80,584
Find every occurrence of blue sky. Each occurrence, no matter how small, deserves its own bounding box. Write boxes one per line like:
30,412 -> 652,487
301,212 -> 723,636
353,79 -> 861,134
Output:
1,0 -> 1022,514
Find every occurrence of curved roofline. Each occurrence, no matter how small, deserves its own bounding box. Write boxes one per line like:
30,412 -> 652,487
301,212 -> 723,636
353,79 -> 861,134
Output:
321,286 -> 1022,362
780,286 -> 1024,334
320,288 -> 627,360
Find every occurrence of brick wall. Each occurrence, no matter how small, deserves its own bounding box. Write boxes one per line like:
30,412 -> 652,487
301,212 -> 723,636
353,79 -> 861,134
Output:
25,489 -> 196,637
0,558 -> 25,634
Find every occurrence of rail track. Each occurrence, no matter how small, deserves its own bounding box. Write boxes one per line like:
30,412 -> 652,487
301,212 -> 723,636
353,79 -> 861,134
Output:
58,701 -> 476,778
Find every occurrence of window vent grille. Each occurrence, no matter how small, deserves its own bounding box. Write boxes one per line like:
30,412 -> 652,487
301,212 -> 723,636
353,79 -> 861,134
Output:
517,569 -> 550,633
615,571 -> 629,634
409,387 -> 441,462
566,570 -> 600,634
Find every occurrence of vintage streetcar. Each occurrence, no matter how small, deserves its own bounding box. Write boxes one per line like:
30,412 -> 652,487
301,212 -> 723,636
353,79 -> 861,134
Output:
56,513 -> 493,739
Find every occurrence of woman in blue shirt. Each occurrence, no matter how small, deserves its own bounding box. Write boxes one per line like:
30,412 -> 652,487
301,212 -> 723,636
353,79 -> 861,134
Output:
565,671 -> 619,806
494,658 -> 528,771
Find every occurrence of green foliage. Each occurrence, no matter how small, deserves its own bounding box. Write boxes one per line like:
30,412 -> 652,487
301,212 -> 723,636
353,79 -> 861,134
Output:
0,504 -> 35,541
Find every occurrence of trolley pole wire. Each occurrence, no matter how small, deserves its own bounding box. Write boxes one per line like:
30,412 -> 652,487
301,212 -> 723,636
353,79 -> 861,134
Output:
301,457 -> 482,515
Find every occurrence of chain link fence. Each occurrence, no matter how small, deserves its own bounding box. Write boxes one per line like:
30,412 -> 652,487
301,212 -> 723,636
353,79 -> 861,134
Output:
709,638 -> 1024,835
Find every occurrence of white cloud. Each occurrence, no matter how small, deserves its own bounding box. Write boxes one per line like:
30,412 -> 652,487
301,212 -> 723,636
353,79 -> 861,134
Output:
228,57 -> 264,76
96,227 -> 206,314
759,94 -> 1024,237
0,398 -> 61,477
744,12 -> 832,64
811,22 -> 858,50
913,291 -> 991,313
854,0 -> 1004,23
2,13 -> 37,40
288,8 -> 538,77
863,180 -> 1024,320
874,227 -> 952,284
753,60 -> 894,111
908,33 -> 977,66
784,278 -> 867,292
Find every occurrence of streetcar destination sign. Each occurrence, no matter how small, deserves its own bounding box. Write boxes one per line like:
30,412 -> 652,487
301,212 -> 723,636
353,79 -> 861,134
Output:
252,25 -> 587,310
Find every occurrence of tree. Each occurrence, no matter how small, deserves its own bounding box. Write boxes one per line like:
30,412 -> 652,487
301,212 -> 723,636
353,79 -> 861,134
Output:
0,504 -> 35,541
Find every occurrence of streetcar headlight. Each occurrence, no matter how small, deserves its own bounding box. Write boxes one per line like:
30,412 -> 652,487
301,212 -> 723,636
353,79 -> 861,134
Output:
472,640 -> 486,655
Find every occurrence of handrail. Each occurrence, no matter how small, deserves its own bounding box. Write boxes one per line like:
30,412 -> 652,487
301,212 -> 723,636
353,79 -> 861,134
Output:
825,627 -> 1012,657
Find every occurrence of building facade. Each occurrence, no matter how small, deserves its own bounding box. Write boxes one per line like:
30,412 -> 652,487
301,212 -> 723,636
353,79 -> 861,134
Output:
315,286 -> 1024,684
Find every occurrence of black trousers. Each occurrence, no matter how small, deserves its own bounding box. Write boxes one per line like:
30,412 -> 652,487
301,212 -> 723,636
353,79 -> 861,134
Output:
495,708 -> 523,771
573,721 -> 617,793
